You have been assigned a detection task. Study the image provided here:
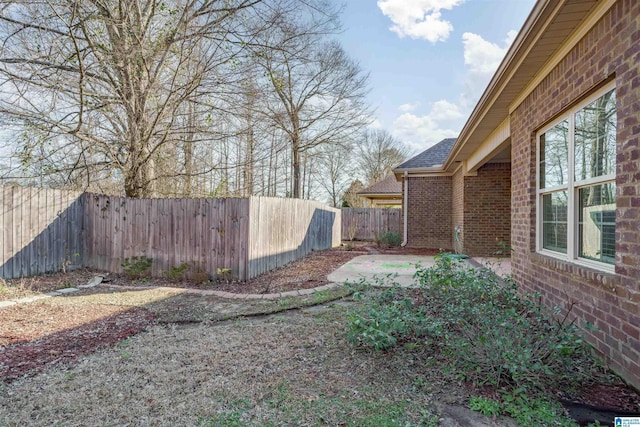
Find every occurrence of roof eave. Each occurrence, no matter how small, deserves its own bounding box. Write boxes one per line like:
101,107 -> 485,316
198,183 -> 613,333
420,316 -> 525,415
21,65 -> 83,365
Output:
393,165 -> 445,178
357,192 -> 402,198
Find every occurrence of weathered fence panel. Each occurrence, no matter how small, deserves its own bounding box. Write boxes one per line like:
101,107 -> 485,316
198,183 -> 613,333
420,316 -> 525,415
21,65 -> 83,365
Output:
2,185 -> 341,281
0,185 -> 84,279
247,197 -> 341,280
84,194 -> 251,279
341,208 -> 401,241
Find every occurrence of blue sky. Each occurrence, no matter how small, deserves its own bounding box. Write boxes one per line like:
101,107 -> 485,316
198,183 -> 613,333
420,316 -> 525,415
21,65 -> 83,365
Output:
337,0 -> 536,153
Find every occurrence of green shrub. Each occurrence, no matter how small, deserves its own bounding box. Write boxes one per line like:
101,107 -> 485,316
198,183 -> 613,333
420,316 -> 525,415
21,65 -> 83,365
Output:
163,262 -> 190,281
347,286 -> 422,351
347,254 -> 600,392
122,256 -> 153,278
468,396 -> 501,417
379,231 -> 402,248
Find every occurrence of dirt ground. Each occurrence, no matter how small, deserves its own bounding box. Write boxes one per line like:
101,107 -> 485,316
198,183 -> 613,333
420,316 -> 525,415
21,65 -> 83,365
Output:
0,303 -> 450,426
1,245 -> 639,426
0,245 -> 422,383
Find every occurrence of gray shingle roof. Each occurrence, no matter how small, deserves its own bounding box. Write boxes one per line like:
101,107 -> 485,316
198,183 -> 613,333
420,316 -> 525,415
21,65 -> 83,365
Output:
394,138 -> 457,170
358,175 -> 402,195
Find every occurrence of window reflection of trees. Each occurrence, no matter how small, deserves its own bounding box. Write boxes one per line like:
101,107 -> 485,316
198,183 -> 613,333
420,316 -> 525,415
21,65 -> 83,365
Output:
541,120 -> 569,188
575,90 -> 616,182
575,90 -> 616,211
538,88 -> 617,266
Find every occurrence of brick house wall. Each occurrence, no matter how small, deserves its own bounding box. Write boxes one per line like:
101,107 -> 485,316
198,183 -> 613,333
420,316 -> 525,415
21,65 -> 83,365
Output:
404,176 -> 453,249
463,163 -> 511,257
510,0 -> 640,388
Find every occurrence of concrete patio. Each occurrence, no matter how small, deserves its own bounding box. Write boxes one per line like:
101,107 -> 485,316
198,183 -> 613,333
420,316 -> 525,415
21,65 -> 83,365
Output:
327,254 -> 435,287
327,254 -> 512,287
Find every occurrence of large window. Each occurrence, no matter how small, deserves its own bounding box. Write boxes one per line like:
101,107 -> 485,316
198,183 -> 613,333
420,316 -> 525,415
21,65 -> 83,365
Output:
537,85 -> 616,270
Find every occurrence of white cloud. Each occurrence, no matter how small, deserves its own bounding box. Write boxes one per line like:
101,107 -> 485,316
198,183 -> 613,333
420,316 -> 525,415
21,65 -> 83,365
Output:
429,99 -> 463,121
398,102 -> 421,112
391,99 -> 461,151
377,0 -> 464,43
393,113 -> 458,152
460,31 -> 517,108
462,32 -> 512,74
388,30 -> 519,152
505,30 -> 518,47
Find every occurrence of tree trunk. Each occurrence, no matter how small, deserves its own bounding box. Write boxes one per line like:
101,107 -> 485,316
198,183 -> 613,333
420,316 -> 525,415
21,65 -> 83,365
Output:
183,102 -> 195,197
244,124 -> 254,197
124,145 -> 155,198
292,142 -> 301,198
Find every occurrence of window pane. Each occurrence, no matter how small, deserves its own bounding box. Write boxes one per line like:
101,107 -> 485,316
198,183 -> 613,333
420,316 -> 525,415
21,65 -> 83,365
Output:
578,182 -> 616,264
575,89 -> 616,181
540,120 -> 569,188
542,191 -> 568,253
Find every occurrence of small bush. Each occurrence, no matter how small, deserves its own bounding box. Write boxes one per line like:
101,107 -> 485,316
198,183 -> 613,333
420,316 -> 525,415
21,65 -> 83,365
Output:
379,231 -> 402,248
189,263 -> 211,284
347,286 -> 420,351
468,396 -> 501,417
163,263 -> 190,281
347,254 -> 601,392
122,256 -> 153,278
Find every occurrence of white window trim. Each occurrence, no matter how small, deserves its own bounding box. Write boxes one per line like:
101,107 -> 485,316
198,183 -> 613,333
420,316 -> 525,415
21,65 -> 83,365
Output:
535,82 -> 616,274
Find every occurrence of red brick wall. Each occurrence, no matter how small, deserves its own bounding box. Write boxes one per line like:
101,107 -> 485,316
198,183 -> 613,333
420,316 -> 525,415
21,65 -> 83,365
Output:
510,0 -> 640,388
405,176 -> 453,249
463,163 -> 511,257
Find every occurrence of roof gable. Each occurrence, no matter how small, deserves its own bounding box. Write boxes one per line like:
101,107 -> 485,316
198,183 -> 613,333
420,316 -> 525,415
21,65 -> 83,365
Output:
358,175 -> 402,195
394,138 -> 457,170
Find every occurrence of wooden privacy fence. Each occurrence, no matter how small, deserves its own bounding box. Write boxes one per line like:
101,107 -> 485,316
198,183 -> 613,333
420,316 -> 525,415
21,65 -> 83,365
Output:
85,195 -> 252,280
249,197 -> 341,279
0,185 -> 85,279
341,208 -> 401,241
86,194 -> 340,280
1,185 -> 341,281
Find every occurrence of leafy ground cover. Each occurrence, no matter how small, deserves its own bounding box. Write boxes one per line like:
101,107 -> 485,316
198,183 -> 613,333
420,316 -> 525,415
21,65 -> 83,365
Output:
346,254 -> 640,426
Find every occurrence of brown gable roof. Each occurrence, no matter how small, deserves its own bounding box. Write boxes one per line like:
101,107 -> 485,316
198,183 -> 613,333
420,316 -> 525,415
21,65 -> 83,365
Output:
358,175 -> 402,195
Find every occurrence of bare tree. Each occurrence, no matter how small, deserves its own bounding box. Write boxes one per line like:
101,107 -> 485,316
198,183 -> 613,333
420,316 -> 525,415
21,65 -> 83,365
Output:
0,0 -> 265,197
357,129 -> 410,185
250,2 -> 371,198
317,143 -> 354,207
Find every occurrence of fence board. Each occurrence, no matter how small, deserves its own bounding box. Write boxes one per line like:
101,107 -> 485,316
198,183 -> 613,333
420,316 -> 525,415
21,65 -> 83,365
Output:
341,208 -> 401,241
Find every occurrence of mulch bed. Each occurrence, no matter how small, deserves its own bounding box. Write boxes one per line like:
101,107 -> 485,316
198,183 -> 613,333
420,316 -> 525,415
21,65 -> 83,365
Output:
0,244 -> 437,299
0,306 -> 153,382
102,248 -> 369,294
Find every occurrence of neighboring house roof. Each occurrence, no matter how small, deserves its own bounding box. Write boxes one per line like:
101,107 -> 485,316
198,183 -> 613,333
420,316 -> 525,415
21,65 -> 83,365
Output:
394,138 -> 457,171
358,175 -> 402,196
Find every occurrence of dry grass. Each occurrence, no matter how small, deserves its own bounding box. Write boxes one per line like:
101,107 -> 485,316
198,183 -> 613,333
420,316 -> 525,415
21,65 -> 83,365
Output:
0,301 -> 453,427
0,269 -> 100,302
